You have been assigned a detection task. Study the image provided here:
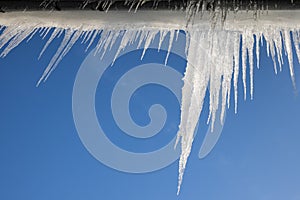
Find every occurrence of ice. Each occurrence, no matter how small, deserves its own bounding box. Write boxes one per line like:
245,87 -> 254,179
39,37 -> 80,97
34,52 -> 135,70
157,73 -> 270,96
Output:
1,10 -> 300,194
37,28 -> 75,85
283,30 -> 296,88
233,33 -> 240,114
176,29 -> 239,194
293,31 -> 300,65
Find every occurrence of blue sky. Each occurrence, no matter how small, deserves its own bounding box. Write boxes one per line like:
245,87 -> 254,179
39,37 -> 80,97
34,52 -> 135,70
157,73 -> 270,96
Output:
1,29 -> 300,200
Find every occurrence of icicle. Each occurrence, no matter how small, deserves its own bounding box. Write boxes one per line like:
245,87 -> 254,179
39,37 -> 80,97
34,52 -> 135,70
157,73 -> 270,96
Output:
80,31 -> 89,44
241,32 -> 248,100
241,29 -> 254,100
0,26 -> 38,57
101,30 -> 121,59
112,30 -> 132,62
175,29 -> 180,41
41,27 -> 52,39
264,29 -> 278,74
283,30 -> 296,88
270,40 -> 278,74
26,28 -> 40,42
207,30 -> 223,131
37,28 -> 77,85
86,30 -> 100,52
248,35 -> 254,100
221,31 -> 234,123
137,30 -> 149,49
39,27 -> 48,37
233,33 -> 240,114
39,28 -> 63,59
177,30 -> 210,194
165,30 -> 175,65
141,29 -> 159,59
158,30 -> 168,51
255,33 -> 261,69
292,30 -> 300,64
273,30 -> 284,72
41,29 -> 84,83
94,30 -> 111,56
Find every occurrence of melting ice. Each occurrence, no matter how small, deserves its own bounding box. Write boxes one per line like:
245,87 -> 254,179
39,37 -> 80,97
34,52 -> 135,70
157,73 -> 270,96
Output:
1,9 -> 300,194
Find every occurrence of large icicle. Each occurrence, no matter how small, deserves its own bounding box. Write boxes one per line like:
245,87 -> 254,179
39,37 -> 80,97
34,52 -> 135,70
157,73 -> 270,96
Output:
1,10 -> 300,195
176,29 -> 241,193
176,30 -> 210,194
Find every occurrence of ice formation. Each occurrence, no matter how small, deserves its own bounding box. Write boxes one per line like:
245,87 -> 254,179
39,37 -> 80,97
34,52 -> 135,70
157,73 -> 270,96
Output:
1,9 -> 300,194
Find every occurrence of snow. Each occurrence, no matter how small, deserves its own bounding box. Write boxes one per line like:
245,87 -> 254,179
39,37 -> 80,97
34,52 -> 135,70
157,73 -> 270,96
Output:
1,10 -> 300,194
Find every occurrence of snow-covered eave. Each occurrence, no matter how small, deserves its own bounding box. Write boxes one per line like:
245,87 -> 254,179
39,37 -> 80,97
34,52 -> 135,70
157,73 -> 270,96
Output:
1,10 -> 300,31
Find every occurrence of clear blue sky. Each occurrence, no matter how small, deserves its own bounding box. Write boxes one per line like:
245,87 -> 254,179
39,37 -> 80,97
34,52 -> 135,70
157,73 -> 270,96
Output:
0,29 -> 300,200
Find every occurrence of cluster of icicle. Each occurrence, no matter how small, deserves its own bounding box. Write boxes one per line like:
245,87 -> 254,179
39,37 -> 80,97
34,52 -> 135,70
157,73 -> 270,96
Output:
176,27 -> 299,194
1,10 -> 300,194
